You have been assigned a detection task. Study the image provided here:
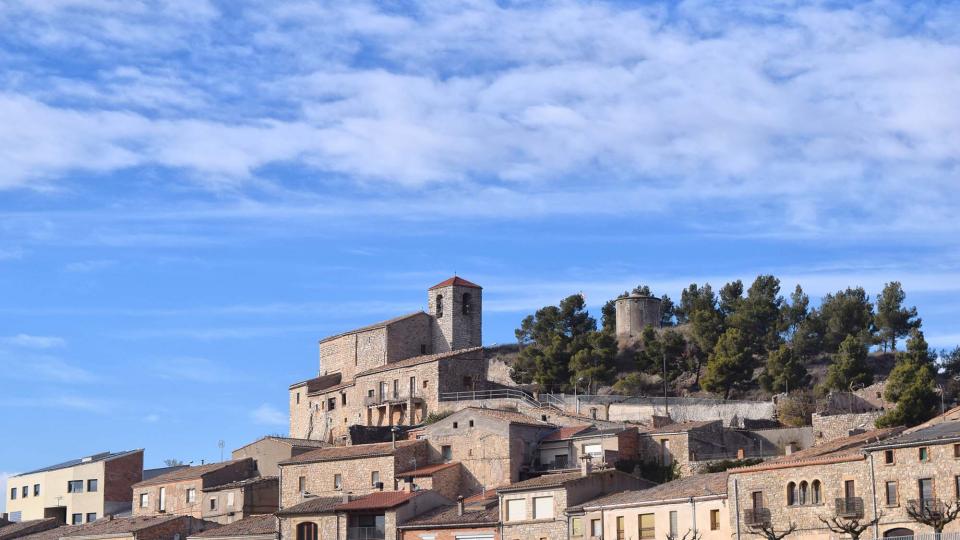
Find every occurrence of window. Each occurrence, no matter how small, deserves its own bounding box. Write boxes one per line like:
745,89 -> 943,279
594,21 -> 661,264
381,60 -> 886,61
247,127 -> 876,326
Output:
67,480 -> 83,493
420,344 -> 427,354
298,476 -> 306,492
22,486 -> 27,498
956,476 -> 960,498
393,379 -> 399,398
505,499 -> 526,522
954,444 -> 960,458
187,488 -> 197,503
660,439 -> 671,465
423,380 -> 428,389
710,509 -> 720,530
296,392 -> 300,404
885,449 -> 895,464
327,397 -> 336,410
886,481 -> 898,506
295,522 -> 318,540
341,393 -> 347,406
442,445 -> 452,462
844,480 -> 855,499
799,481 -> 808,505
159,487 -> 167,511
85,513 -> 96,523
812,480 -> 822,504
436,295 -> 444,318
639,513 -> 655,539
462,293 -> 472,315
453,422 -> 459,429
227,492 -> 235,507
751,491 -> 764,510
33,484 -> 40,496
592,519 -> 603,537
10,487 -> 16,500
617,515 -> 626,540
571,517 -> 583,537
919,447 -> 929,461
469,419 -> 474,427
532,496 -> 554,520
919,478 -> 934,502
72,514 -> 82,525
334,474 -> 342,490
87,479 -> 98,492
368,389 -> 375,398
209,497 -> 217,511
140,493 -> 149,508
669,511 -> 678,537
463,376 -> 473,388
786,482 -> 796,506
371,471 -> 380,487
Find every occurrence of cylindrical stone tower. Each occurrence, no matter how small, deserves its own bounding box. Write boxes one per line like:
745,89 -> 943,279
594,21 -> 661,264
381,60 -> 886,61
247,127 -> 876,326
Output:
614,294 -> 662,340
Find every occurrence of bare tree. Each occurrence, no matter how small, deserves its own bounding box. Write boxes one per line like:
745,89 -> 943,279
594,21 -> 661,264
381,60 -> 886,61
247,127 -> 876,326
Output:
666,529 -> 703,540
818,513 -> 883,540
906,499 -> 960,535
747,521 -> 797,540
163,459 -> 185,467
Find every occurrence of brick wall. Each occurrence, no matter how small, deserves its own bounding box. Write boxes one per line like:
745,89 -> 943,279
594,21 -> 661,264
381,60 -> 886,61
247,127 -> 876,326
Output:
104,451 -> 144,505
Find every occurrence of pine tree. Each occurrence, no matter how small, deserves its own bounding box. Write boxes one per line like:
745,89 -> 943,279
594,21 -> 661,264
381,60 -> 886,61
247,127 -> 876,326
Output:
819,288 -> 876,351
874,282 -> 921,351
822,335 -> 873,392
760,345 -> 810,394
702,328 -> 755,399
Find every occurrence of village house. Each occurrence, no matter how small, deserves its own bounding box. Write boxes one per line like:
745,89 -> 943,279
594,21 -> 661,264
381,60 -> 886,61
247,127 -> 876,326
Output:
726,427 -> 905,540
577,472 -> 730,540
187,514 -> 277,540
863,419 -> 960,537
277,440 -> 429,506
397,491 -> 500,540
132,459 -> 258,520
231,437 -> 329,477
4,450 -> 144,524
537,425 -> 639,472
497,460 -> 652,540
201,477 -> 278,525
638,420 -> 775,475
288,278 -> 489,443
414,407 -> 556,493
14,515 -> 218,540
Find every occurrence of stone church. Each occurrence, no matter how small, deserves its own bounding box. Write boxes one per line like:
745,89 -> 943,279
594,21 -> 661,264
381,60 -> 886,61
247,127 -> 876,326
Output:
288,277 -> 489,443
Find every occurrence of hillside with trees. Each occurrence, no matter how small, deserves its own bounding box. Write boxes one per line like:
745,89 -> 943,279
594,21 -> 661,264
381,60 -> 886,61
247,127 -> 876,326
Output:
509,276 -> 957,427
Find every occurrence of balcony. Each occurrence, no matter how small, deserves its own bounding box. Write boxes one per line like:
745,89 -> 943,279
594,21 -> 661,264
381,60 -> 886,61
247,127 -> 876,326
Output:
364,390 -> 423,407
347,527 -> 385,540
743,508 -> 771,526
907,498 -> 947,516
835,497 -> 864,518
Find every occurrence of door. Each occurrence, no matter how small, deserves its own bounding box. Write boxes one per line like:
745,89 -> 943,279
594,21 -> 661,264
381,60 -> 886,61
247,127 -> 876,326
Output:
752,491 -> 764,510
379,382 -> 388,400
845,480 -> 855,498
918,478 -> 933,502
409,376 -> 416,397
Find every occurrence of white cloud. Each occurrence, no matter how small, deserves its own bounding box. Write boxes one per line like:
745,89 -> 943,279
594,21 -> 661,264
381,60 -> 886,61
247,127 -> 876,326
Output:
143,413 -> 161,423
64,259 -> 116,272
250,404 -> 287,427
1,334 -> 66,349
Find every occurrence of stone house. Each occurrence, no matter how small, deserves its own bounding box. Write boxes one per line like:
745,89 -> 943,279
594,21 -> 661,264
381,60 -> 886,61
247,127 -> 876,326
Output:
288,276 -> 487,443
537,425 -> 639,472
863,419 -> 960,537
277,440 -> 429,507
201,477 -> 278,525
4,450 -> 144,524
811,411 -> 885,447
577,472 -> 730,540
187,514 -> 277,540
276,491 -> 449,540
726,427 -> 904,540
497,464 -> 652,540
15,515 -> 218,540
638,420 -> 771,475
397,491 -> 500,540
395,463 -> 462,501
231,437 -> 329,477
132,459 -> 258,519
415,407 -> 556,493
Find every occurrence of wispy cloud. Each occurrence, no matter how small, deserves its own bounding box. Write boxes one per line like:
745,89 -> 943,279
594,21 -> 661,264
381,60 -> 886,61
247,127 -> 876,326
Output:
64,259 -> 116,272
1,334 -> 66,349
250,404 -> 287,427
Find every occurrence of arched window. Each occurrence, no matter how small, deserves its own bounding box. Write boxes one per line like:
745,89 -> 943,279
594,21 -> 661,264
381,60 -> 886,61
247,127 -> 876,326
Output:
786,482 -> 796,506
296,522 -> 318,540
811,480 -> 822,504
436,295 -> 443,318
462,293 -> 472,315
798,481 -> 808,505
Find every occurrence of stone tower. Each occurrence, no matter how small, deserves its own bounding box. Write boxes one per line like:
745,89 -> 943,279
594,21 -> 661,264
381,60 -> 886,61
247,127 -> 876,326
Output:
428,276 -> 482,353
615,294 -> 662,340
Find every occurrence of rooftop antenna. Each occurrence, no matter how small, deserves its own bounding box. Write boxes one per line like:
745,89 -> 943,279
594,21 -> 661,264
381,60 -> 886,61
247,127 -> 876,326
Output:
218,440 -> 225,462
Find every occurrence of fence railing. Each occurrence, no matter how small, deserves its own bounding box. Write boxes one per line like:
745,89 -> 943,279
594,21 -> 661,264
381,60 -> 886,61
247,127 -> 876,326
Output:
835,497 -> 864,518
540,393 -> 769,406
347,526 -> 385,540
743,508 -> 771,526
439,389 -> 541,408
875,534 -> 960,540
363,390 -> 421,406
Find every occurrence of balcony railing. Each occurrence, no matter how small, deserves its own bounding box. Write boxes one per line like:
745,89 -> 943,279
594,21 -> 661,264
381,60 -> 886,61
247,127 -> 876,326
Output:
347,526 -> 385,540
907,498 -> 947,516
743,508 -> 771,526
835,497 -> 864,518
364,390 -> 422,407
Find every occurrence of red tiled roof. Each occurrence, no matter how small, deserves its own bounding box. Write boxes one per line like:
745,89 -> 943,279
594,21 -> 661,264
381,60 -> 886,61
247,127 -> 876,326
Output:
133,459 -> 253,488
190,515 -> 276,538
541,425 -> 592,442
280,440 -> 423,465
729,427 -> 903,473
275,497 -> 342,516
335,491 -> 420,511
582,472 -> 727,509
397,462 -> 459,477
428,277 -> 482,290
0,519 -> 59,540
398,504 -> 498,528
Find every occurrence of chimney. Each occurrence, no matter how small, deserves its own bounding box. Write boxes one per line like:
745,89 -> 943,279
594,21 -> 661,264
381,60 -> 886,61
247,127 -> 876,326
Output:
580,454 -> 593,477
341,491 -> 350,504
404,478 -> 415,493
457,496 -> 465,516
737,448 -> 745,459
391,426 -> 400,449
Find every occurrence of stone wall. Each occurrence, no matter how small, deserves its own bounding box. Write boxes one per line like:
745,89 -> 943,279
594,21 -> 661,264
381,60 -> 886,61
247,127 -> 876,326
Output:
386,313 -> 433,362
606,399 -> 776,427
811,411 -> 883,446
746,427 -> 814,454
429,284 -> 481,354
279,513 -> 338,540
318,327 -> 388,382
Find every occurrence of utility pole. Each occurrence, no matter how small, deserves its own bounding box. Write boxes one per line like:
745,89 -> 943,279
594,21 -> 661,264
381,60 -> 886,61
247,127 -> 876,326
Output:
218,440 -> 225,462
663,349 -> 669,418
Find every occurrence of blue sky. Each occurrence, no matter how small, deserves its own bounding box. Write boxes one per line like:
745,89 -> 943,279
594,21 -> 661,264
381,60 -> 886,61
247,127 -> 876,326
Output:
2,0 -> 960,507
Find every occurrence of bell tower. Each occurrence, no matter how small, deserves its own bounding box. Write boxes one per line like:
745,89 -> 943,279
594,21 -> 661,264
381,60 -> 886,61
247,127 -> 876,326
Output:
428,276 -> 482,353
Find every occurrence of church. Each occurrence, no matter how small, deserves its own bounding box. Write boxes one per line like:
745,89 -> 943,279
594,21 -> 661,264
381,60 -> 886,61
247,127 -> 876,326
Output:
288,277 -> 490,442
